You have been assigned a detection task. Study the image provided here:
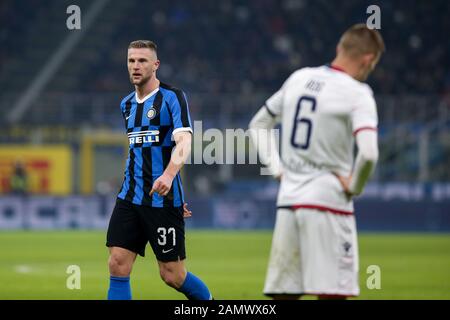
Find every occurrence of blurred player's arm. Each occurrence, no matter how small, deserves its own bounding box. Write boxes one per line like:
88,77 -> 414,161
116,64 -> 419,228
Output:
348,130 -> 379,195
249,106 -> 283,179
337,89 -> 379,197
150,131 -> 191,196
249,75 -> 298,179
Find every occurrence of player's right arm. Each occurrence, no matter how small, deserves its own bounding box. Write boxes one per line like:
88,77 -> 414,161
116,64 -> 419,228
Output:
249,87 -> 284,179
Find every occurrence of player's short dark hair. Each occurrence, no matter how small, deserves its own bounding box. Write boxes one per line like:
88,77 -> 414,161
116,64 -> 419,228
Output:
338,24 -> 385,58
128,40 -> 157,53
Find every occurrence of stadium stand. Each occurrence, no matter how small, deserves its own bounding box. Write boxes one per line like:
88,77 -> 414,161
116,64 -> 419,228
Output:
0,0 -> 449,189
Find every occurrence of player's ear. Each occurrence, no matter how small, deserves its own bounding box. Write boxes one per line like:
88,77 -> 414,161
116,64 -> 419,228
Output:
362,53 -> 375,66
154,59 -> 160,72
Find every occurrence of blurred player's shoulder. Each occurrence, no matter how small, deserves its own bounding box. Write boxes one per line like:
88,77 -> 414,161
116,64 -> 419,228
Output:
282,66 -> 347,88
284,67 -> 313,85
308,65 -> 375,102
322,65 -> 373,91
286,66 -> 376,111
319,66 -> 376,112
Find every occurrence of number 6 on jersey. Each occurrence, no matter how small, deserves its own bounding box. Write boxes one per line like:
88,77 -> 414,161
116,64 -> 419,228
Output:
291,96 -> 317,150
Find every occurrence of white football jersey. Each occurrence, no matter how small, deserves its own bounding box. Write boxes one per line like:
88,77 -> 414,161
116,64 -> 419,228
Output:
266,65 -> 378,213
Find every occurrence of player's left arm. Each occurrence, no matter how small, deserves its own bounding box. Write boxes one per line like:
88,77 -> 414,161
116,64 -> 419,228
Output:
151,89 -> 193,198
337,88 -> 379,197
150,131 -> 191,197
337,130 -> 379,196
150,132 -> 193,219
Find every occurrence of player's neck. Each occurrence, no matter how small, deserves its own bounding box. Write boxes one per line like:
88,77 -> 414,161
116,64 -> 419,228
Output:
135,77 -> 160,100
331,57 -> 360,80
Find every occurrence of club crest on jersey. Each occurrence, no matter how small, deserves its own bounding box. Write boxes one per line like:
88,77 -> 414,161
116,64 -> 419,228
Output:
147,107 -> 157,120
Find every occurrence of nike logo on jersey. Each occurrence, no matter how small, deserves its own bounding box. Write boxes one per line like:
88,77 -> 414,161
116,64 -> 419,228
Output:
125,115 -> 132,120
162,248 -> 174,254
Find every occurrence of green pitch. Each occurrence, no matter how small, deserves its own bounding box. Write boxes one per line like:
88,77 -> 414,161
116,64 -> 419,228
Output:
0,231 -> 449,300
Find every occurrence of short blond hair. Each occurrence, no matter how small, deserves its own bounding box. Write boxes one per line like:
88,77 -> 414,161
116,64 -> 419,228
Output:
338,24 -> 385,58
128,40 -> 157,53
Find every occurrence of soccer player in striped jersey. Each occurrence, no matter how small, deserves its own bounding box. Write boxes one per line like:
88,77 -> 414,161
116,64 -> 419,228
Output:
249,24 -> 385,299
106,40 -> 212,300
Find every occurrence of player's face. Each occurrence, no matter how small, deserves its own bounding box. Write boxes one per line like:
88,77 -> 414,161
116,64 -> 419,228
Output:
127,48 -> 160,86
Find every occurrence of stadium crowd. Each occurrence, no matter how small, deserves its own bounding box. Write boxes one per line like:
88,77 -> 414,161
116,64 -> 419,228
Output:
0,0 -> 449,186
1,1 -> 449,105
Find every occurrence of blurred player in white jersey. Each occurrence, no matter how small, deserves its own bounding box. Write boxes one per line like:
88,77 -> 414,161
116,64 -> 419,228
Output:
249,24 -> 385,299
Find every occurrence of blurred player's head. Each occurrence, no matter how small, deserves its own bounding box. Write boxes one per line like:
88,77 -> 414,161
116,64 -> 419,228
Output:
127,40 -> 160,87
334,24 -> 385,81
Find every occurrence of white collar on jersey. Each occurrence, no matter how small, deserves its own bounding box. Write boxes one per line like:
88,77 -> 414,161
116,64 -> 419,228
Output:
135,87 -> 159,103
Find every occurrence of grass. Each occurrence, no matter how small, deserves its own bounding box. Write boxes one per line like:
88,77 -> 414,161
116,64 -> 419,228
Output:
0,231 -> 449,299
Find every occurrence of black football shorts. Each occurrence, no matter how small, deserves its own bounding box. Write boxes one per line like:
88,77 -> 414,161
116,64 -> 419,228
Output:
106,198 -> 186,262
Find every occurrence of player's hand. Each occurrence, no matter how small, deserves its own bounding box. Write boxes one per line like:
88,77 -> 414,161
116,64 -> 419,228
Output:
183,203 -> 192,218
335,174 -> 354,199
274,172 -> 282,182
149,173 -> 174,197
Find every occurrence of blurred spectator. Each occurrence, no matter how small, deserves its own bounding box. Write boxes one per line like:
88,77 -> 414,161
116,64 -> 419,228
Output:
10,161 -> 28,195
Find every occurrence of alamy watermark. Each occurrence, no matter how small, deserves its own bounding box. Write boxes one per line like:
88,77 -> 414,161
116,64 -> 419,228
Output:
66,5 -> 81,30
66,265 -> 81,290
167,121 -> 281,176
366,265 -> 381,290
366,5 -> 381,30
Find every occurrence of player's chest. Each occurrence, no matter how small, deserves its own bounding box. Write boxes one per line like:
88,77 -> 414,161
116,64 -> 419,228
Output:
124,99 -> 171,128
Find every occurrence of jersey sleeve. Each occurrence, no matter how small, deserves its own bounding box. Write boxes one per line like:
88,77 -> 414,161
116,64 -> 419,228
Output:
120,100 -> 126,118
169,90 -> 193,135
120,92 -> 134,119
351,89 -> 378,135
264,88 -> 283,119
265,70 -> 302,119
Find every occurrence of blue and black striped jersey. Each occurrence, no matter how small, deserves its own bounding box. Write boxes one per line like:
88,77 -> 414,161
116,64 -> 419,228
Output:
117,82 -> 192,207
